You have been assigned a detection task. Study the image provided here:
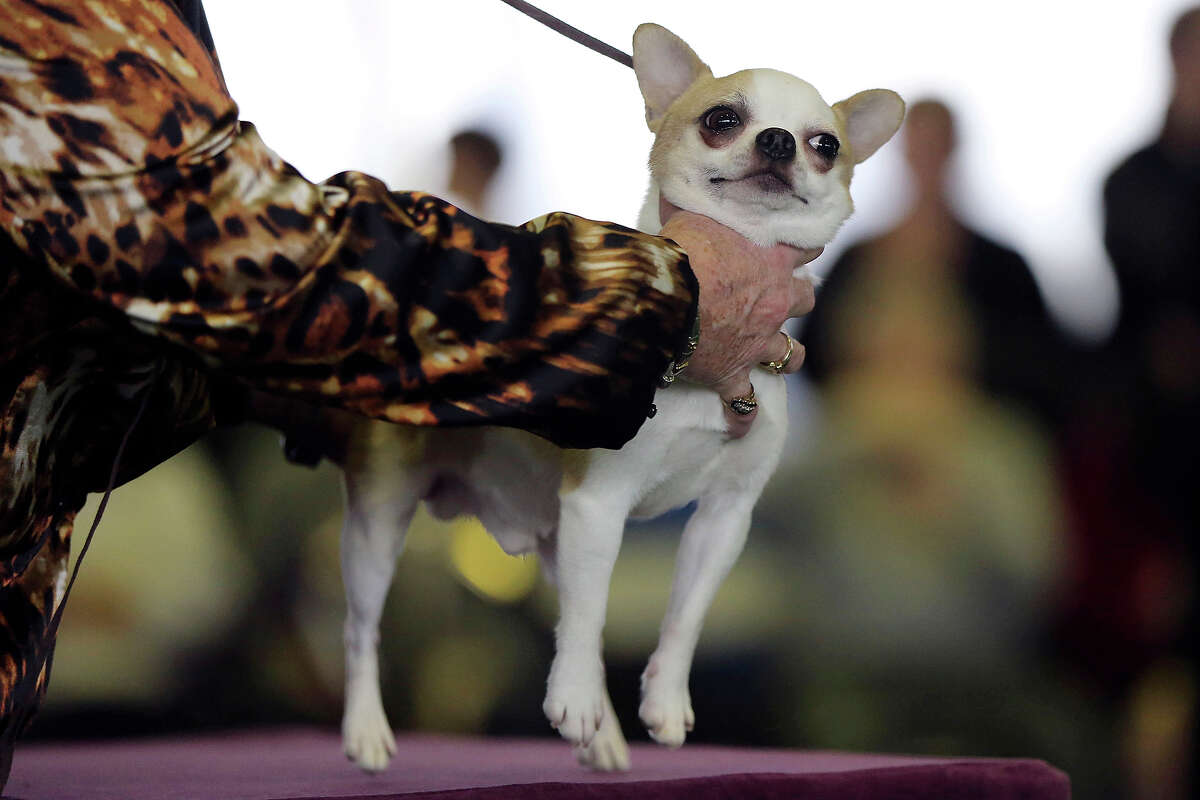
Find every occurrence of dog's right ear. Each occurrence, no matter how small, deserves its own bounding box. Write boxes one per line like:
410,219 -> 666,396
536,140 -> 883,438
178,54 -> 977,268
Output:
633,23 -> 712,130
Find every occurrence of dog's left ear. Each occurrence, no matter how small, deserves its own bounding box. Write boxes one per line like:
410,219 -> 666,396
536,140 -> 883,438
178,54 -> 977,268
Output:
633,23 -> 713,130
833,90 -> 906,164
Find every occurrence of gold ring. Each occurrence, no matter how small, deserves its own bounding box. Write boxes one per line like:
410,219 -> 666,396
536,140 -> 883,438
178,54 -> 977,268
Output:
727,388 -> 757,416
759,331 -> 794,375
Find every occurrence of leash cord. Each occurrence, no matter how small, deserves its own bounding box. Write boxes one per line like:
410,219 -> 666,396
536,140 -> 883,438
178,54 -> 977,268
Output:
496,0 -> 633,69
47,372 -> 158,640
12,370 -> 158,724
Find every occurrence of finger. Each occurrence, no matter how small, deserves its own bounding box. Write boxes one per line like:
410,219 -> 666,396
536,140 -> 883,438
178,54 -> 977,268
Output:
659,195 -> 684,226
799,246 -> 825,264
756,333 -> 805,375
783,342 -> 806,374
722,404 -> 754,439
755,331 -> 788,365
718,373 -> 756,439
764,243 -> 823,273
789,273 -> 817,317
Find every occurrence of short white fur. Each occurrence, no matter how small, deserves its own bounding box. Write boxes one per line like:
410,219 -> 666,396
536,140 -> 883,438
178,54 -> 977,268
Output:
641,71 -> 853,248
338,23 -> 903,773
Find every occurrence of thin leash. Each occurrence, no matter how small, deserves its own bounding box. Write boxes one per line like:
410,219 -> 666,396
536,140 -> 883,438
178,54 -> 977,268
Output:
24,370 -> 158,701
497,0 -> 633,69
8,369 -> 157,734
50,373 -> 157,635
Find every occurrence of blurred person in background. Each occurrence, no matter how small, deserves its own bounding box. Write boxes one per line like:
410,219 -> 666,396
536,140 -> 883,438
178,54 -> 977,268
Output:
1091,6 -> 1200,797
802,99 -> 1065,430
754,97 -> 1106,792
1104,5 -> 1200,573
444,128 -> 504,218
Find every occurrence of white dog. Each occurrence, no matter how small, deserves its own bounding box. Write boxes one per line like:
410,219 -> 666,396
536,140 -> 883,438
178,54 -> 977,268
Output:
339,23 -> 903,773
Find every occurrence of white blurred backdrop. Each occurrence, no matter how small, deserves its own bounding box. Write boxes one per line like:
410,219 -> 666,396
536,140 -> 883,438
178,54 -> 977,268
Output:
205,0 -> 1196,342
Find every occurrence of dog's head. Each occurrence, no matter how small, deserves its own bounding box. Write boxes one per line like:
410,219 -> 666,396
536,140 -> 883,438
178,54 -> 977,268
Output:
633,23 -> 905,248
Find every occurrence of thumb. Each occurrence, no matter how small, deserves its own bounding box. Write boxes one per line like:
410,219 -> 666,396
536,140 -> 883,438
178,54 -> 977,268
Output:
716,370 -> 757,439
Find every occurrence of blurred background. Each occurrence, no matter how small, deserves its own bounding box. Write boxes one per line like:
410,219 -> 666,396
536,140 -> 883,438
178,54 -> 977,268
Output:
30,2 -> 1200,799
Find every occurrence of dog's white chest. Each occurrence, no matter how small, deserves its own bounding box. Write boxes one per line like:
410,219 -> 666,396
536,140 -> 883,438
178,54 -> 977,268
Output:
587,374 -> 787,521
629,432 -> 726,520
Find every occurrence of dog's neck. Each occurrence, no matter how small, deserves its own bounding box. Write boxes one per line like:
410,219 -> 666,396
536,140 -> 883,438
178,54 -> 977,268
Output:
637,180 -> 664,234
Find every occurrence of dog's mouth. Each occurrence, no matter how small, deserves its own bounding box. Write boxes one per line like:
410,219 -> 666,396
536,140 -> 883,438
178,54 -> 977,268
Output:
710,169 -> 808,203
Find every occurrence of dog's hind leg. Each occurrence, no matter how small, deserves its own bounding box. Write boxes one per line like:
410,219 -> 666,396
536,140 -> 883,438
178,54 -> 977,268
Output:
339,427 -> 427,773
639,491 -> 755,747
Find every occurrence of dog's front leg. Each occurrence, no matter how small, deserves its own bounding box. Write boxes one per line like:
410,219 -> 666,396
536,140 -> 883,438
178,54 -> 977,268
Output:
538,535 -> 631,771
640,492 -> 755,747
543,487 -> 627,749
340,459 -> 421,773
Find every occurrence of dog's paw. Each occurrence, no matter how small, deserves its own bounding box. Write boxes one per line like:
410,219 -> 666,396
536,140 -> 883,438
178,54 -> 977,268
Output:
639,660 -> 694,748
543,658 -> 607,746
574,692 -> 630,771
639,688 -> 694,748
342,696 -> 397,773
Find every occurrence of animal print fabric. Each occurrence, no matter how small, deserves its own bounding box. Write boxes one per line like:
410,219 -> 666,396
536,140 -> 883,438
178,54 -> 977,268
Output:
0,0 -> 697,779
0,0 -> 697,448
0,245 -> 219,781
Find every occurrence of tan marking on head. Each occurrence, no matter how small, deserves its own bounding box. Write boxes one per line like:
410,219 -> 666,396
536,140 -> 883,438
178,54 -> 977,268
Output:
648,72 -> 754,180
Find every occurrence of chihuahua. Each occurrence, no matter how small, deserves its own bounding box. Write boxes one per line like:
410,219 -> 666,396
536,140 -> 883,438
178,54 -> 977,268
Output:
338,23 -> 903,772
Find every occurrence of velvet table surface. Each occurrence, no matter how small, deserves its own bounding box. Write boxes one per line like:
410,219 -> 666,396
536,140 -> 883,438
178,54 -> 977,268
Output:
3,728 -> 1070,800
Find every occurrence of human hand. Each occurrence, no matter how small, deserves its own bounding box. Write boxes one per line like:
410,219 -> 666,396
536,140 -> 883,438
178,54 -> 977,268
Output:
658,201 -> 820,438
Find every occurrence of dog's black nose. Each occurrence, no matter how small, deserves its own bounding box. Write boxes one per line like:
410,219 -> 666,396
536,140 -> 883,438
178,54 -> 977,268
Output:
756,127 -> 796,161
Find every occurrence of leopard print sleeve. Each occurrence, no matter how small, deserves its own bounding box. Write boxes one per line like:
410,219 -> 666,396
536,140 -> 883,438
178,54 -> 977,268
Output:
0,0 -> 698,450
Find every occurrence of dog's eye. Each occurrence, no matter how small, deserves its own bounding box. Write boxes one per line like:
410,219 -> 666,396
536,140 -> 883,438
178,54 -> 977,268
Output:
808,133 -> 839,160
703,107 -> 741,132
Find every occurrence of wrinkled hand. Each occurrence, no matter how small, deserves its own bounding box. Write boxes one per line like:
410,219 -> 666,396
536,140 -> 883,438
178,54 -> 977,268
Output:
658,201 -> 819,438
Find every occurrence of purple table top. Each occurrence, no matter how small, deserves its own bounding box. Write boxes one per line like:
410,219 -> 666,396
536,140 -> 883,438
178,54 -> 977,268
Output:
3,728 -> 1070,800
